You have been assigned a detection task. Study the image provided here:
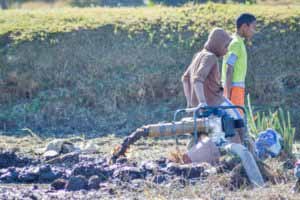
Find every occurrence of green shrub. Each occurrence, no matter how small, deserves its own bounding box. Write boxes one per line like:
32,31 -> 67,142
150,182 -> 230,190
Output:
0,5 -> 299,136
148,0 -> 255,6
247,95 -> 296,155
70,0 -> 144,7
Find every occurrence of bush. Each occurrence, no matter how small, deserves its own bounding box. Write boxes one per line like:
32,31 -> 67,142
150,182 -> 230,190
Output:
0,0 -> 145,9
247,95 -> 296,155
70,0 -> 144,7
0,5 -> 299,137
148,0 -> 256,6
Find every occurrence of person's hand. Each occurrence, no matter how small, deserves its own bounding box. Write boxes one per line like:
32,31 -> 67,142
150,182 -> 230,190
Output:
196,102 -> 207,113
184,102 -> 207,113
197,102 -> 207,109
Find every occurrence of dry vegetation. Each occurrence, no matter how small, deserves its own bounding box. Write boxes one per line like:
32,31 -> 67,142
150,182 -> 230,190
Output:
0,4 -> 299,137
0,134 -> 299,199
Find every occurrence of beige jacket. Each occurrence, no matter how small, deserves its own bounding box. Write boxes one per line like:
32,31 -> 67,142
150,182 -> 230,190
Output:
182,28 -> 231,107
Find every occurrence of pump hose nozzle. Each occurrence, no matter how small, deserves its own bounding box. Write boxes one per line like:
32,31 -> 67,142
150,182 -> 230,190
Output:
110,127 -> 148,163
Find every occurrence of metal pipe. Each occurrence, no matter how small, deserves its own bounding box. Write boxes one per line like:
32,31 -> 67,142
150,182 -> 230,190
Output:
146,118 -> 210,138
225,143 -> 265,187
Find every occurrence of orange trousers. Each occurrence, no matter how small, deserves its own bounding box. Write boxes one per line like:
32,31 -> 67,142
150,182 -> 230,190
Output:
224,86 -> 245,115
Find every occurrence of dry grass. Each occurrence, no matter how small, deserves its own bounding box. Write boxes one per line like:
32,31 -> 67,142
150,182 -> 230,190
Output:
17,1 -> 71,9
0,4 -> 299,138
257,0 -> 300,5
0,3 -> 299,139
8,0 -> 300,10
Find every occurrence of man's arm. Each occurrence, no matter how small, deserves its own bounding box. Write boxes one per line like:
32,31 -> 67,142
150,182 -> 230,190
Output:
225,64 -> 233,99
181,76 -> 192,107
225,52 -> 238,99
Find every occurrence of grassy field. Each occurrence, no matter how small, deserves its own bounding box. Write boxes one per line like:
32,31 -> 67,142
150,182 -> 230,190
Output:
7,0 -> 300,9
0,4 -> 299,43
0,4 -> 299,137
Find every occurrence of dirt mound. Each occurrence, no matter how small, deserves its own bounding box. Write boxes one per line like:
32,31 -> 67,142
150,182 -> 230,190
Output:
0,150 -> 36,169
0,150 -> 291,193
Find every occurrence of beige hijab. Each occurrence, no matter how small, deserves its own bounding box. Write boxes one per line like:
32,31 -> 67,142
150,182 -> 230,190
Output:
182,28 -> 231,108
204,27 -> 231,57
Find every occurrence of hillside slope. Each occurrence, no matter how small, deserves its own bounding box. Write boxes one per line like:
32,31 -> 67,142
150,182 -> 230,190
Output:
0,4 -> 299,137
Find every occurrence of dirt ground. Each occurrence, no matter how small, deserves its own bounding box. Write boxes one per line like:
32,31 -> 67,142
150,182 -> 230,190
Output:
0,134 -> 299,200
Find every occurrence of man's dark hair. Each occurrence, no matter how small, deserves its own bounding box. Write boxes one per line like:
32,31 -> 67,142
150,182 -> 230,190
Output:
236,13 -> 256,29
